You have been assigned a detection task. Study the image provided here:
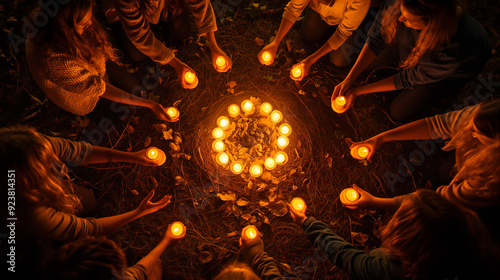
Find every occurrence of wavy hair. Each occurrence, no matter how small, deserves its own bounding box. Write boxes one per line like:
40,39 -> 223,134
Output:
381,189 -> 498,279
443,100 -> 500,198
0,126 -> 81,214
381,0 -> 460,69
137,0 -> 185,22
30,0 -> 119,64
213,262 -> 260,280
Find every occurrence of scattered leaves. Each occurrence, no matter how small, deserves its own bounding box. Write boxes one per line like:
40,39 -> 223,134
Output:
255,37 -> 265,46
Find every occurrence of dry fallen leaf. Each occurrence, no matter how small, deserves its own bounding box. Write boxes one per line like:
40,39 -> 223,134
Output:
255,37 -> 265,46
227,81 -> 237,88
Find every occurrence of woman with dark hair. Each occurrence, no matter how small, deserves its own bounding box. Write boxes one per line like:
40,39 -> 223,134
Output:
102,0 -> 232,89
290,190 -> 499,280
26,0 -> 176,121
331,0 -> 491,122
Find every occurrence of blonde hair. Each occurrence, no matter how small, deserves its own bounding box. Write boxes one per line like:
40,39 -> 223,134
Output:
381,0 -> 459,69
213,262 -> 260,280
0,126 -> 81,214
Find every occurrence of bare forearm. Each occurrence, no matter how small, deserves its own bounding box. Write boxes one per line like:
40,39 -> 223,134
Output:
97,209 -> 141,235
370,197 -> 397,210
353,76 -> 396,96
85,146 -> 141,165
345,43 -> 377,82
377,119 -> 432,142
307,42 -> 334,63
273,17 -> 294,45
206,31 -> 218,49
137,239 -> 169,270
102,83 -> 154,109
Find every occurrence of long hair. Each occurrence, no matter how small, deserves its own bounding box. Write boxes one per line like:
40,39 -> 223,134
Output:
381,190 -> 498,280
30,0 -> 119,64
381,0 -> 459,69
137,0 -> 185,22
45,237 -> 126,280
213,262 -> 260,280
443,100 -> 500,198
0,126 -> 81,214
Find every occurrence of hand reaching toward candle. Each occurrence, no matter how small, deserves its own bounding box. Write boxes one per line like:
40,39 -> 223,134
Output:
210,46 -> 232,72
340,184 -> 374,210
133,148 -> 166,166
350,136 -> 382,161
258,41 -> 279,65
135,190 -> 172,217
239,225 -> 261,249
288,203 -> 308,225
150,103 -> 178,122
331,78 -> 354,103
163,223 -> 186,246
290,60 -> 312,81
168,57 -> 197,89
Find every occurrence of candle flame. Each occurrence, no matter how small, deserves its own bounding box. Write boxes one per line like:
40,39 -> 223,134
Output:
270,110 -> 282,123
277,136 -> 289,149
147,148 -> 159,160
262,51 -> 271,62
228,104 -> 240,117
184,71 -> 195,84
292,66 -> 302,78
346,189 -> 359,202
216,56 -> 226,68
357,147 -> 369,158
260,102 -> 272,114
335,96 -> 346,107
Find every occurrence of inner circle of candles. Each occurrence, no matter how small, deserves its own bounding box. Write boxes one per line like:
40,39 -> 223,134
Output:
249,164 -> 263,177
345,188 -> 359,202
216,56 -> 226,69
216,152 -> 229,165
228,104 -> 240,118
217,116 -> 230,129
261,51 -> 271,62
277,136 -> 289,149
166,107 -> 180,119
147,148 -> 160,160
244,226 -> 258,240
260,102 -> 272,115
212,140 -> 225,152
279,124 -> 291,136
170,221 -> 185,237
270,110 -> 283,123
212,127 -> 225,139
275,151 -> 288,165
230,161 -> 243,174
264,157 -> 276,170
291,197 -> 306,212
184,71 -> 195,84
241,100 -> 254,113
335,96 -> 346,108
291,66 -> 302,78
357,146 -> 370,159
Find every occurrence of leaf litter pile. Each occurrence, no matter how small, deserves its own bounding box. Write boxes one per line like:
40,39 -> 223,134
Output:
1,0 -> 499,279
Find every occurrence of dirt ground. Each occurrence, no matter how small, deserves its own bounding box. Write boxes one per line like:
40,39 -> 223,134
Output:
1,0 -> 499,279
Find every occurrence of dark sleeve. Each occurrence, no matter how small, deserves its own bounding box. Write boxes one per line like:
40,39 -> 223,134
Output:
366,0 -> 396,55
243,239 -> 283,280
43,135 -> 93,167
302,217 -> 405,280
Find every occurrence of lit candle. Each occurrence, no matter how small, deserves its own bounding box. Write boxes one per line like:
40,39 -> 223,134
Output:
242,225 -> 259,240
275,151 -> 288,165
212,127 -> 225,139
217,116 -> 230,129
170,221 -> 186,238
216,152 -> 229,166
357,146 -> 370,159
230,161 -> 243,175
270,110 -> 283,123
228,104 -> 240,118
249,164 -> 263,177
261,51 -> 272,63
277,136 -> 289,149
212,140 -> 225,152
291,197 -> 306,212
166,107 -> 180,119
216,56 -> 227,70
241,100 -> 254,114
260,102 -> 272,115
184,71 -> 196,85
264,157 -> 276,170
147,148 -> 160,160
279,123 -> 292,136
291,65 -> 303,79
340,188 -> 360,204
335,96 -> 346,108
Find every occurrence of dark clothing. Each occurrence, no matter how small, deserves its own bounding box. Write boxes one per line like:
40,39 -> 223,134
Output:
242,239 -> 282,280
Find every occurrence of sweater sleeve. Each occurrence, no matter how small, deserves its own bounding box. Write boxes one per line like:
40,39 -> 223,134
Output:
425,104 -> 479,139
243,239 -> 283,280
437,180 -> 500,209
124,264 -> 148,280
113,0 -> 175,65
282,0 -> 310,24
43,135 -> 93,167
186,0 -> 218,35
302,217 -> 405,280
327,0 -> 370,50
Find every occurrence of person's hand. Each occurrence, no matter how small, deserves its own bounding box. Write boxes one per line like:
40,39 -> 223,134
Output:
162,223 -> 185,246
350,135 -> 382,161
170,58 -> 197,89
133,148 -> 166,166
136,190 -> 172,217
258,41 -> 279,65
341,184 -> 378,210
210,45 -> 232,72
239,225 -> 261,250
150,103 -> 177,122
288,203 -> 307,225
331,78 -> 354,102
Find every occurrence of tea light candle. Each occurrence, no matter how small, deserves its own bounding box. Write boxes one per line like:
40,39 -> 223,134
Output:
261,51 -> 272,63
242,225 -> 259,241
249,164 -> 263,177
170,221 -> 186,238
216,56 -> 227,70
228,104 -> 240,118
277,136 -> 289,149
166,107 -> 180,119
335,96 -> 346,108
270,110 -> 283,123
340,188 -> 360,204
291,65 -> 303,79
357,146 -> 370,159
217,116 -> 230,129
212,127 -> 225,139
230,161 -> 243,175
264,157 -> 276,170
291,197 -> 306,212
279,123 -> 292,136
212,140 -> 225,152
241,100 -> 254,114
147,148 -> 160,160
184,71 -> 196,84
275,151 -> 288,165
260,102 -> 272,115
216,152 -> 229,166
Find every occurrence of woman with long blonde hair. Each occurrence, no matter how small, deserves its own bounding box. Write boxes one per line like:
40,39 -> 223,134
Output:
331,0 -> 491,122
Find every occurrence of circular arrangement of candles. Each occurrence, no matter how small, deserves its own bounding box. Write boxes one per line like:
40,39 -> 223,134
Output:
332,96 -> 347,112
228,104 -> 240,118
270,110 -> 283,123
249,164 -> 263,177
261,51 -> 272,63
216,56 -> 227,70
291,65 -> 303,79
166,107 -> 180,119
169,221 -> 186,238
217,116 -> 230,129
183,71 -> 198,88
279,123 -> 292,136
212,127 -> 225,139
147,147 -> 160,160
212,140 -> 225,152
291,197 -> 306,213
216,152 -> 229,166
277,136 -> 289,149
260,102 -> 272,115
350,146 -> 370,159
230,161 -> 244,174
340,188 -> 360,204
241,100 -> 254,114
275,151 -> 288,165
242,225 -> 259,240
264,157 -> 277,171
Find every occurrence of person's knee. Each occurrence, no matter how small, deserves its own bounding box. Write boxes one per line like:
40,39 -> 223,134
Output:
389,103 -> 413,123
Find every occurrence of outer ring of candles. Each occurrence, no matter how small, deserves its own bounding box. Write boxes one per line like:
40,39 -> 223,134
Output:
212,127 -> 225,139
166,107 -> 180,119
340,188 -> 360,204
249,164 -> 263,177
261,51 -> 272,63
230,161 -> 244,174
274,151 -> 288,165
215,56 -> 227,70
242,225 -> 260,241
350,146 -> 370,160
169,221 -> 186,239
217,116 -> 230,129
212,140 -> 225,152
277,136 -> 289,149
264,157 -> 277,171
228,104 -> 240,118
270,110 -> 283,124
291,197 -> 306,213
260,102 -> 273,115
241,100 -> 254,114
216,152 -> 229,166
279,123 -> 292,136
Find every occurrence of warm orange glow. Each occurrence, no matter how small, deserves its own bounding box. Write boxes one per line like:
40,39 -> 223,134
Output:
241,100 -> 254,113
264,157 -> 276,170
279,124 -> 292,136
275,152 -> 288,165
345,189 -> 359,202
228,104 -> 240,118
230,161 -> 243,174
357,146 -> 370,159
291,197 -> 306,212
249,164 -> 263,177
261,51 -> 271,63
147,148 -> 160,160
166,107 -> 180,119
335,96 -> 346,108
184,71 -> 196,84
216,56 -> 227,69
170,221 -> 185,237
217,116 -> 230,129
270,110 -> 283,123
291,66 -> 302,79
216,152 -> 229,165
212,127 -> 225,139
260,102 -> 272,115
277,136 -> 289,149
243,226 -> 258,240
212,140 -> 225,152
